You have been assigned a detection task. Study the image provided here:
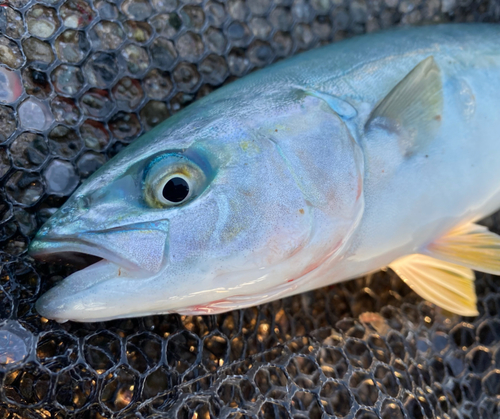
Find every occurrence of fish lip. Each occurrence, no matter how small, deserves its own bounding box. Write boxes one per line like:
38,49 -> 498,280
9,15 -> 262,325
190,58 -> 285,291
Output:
34,258 -> 138,323
29,236 -> 144,273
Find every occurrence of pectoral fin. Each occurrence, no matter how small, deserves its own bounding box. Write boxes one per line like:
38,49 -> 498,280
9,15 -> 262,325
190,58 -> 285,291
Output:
389,254 -> 478,316
424,223 -> 500,275
365,56 -> 443,156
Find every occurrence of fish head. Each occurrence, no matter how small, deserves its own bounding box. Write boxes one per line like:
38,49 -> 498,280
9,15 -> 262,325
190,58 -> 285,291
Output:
30,86 -> 365,322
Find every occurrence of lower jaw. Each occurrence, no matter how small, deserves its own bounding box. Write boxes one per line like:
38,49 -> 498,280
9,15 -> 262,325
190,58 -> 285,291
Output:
35,259 -> 138,322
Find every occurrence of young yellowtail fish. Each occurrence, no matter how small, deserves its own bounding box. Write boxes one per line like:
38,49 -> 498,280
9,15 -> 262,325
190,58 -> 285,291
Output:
30,24 -> 500,322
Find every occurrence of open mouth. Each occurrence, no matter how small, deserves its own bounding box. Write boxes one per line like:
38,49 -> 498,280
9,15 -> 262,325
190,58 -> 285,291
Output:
30,218 -> 171,277
29,237 -> 144,273
32,249 -> 102,269
29,236 -> 153,321
28,219 -> 171,322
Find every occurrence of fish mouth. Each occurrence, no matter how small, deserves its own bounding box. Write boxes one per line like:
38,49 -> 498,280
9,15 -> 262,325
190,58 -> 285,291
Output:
30,236 -> 145,273
30,237 -> 151,323
29,219 -> 171,322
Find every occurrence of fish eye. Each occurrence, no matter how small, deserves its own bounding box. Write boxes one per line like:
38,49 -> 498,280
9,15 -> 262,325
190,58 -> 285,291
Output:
144,153 -> 207,208
161,175 -> 190,203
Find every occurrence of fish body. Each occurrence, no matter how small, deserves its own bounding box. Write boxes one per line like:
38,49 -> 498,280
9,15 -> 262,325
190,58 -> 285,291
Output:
30,24 -> 500,322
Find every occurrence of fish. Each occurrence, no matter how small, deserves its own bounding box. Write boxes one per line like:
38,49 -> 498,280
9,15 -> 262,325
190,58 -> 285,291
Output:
29,23 -> 500,323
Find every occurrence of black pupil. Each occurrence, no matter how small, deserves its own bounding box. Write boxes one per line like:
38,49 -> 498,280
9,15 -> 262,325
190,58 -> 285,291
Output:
162,177 -> 189,203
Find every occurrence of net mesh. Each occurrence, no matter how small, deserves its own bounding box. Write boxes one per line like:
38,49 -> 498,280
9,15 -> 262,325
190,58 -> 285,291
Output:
1,0 -> 500,417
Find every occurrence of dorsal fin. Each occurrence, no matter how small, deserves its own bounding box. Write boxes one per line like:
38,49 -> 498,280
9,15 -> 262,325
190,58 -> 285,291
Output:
365,56 -> 443,156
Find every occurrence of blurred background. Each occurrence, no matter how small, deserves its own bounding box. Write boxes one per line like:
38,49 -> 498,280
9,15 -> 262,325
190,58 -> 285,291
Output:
1,0 -> 500,417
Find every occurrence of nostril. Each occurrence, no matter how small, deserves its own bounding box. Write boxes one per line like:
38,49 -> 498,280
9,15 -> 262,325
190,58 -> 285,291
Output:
75,195 -> 91,211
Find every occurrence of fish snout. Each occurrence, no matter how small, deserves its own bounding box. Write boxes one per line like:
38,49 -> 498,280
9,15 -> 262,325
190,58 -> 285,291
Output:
32,195 -> 94,240
29,210 -> 92,259
33,220 -> 79,241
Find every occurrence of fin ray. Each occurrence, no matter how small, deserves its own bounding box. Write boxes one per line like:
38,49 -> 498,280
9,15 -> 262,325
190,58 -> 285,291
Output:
365,56 -> 443,156
389,254 -> 478,316
425,223 -> 500,275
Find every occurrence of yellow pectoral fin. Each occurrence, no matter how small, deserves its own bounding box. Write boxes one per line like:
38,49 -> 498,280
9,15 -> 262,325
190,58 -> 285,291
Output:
424,222 -> 500,275
389,254 -> 478,316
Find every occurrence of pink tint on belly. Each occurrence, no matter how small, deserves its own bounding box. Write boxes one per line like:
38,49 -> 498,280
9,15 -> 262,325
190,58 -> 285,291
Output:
182,236 -> 345,314
356,173 -> 363,201
287,238 -> 344,284
181,299 -> 233,315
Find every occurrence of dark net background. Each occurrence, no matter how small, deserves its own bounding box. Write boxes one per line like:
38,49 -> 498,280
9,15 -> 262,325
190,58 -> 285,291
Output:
1,0 -> 500,417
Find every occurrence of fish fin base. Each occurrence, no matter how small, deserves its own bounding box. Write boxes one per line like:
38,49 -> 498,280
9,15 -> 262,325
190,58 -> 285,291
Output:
425,222 -> 500,275
389,253 -> 478,316
365,55 -> 443,156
